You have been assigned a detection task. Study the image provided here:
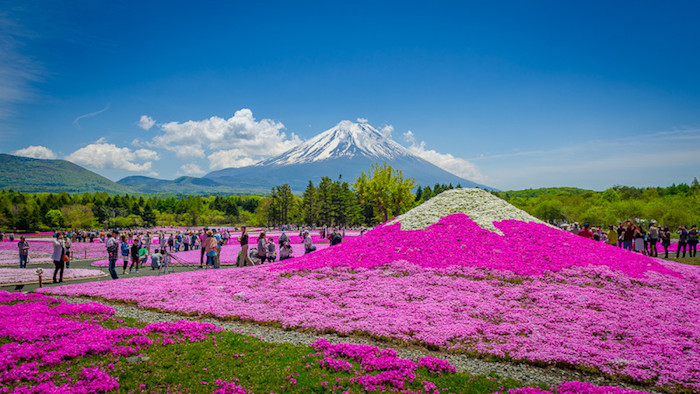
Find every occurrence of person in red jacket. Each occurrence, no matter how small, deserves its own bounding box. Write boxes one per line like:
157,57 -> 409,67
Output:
578,223 -> 593,239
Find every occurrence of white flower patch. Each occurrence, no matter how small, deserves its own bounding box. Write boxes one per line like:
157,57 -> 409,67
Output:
389,188 -> 548,234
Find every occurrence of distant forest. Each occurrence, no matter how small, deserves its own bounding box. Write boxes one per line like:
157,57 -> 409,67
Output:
496,179 -> 700,229
1,176 -> 698,232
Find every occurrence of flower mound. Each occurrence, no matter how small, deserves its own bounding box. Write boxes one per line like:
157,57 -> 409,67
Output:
38,201 -> 700,390
0,290 -> 221,393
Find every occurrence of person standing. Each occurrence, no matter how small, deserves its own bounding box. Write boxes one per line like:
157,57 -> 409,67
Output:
607,225 -> 618,247
634,226 -> 645,254
203,231 -> 218,268
623,222 -> 635,251
237,226 -> 250,267
130,239 -> 140,272
256,232 -> 267,263
51,232 -> 67,283
676,226 -> 689,258
17,236 -> 29,268
199,229 -> 207,268
648,222 -> 659,257
660,227 -> 671,258
105,231 -> 119,280
159,232 -> 166,252
688,226 -> 698,258
120,235 -> 130,275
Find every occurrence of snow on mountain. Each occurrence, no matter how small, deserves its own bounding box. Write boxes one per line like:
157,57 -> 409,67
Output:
260,120 -> 412,166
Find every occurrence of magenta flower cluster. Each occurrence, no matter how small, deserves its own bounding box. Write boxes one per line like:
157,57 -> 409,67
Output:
0,290 -> 221,393
311,338 -> 453,391
501,380 -> 650,394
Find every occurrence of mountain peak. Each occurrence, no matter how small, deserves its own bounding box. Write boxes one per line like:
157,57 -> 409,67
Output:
260,120 -> 409,166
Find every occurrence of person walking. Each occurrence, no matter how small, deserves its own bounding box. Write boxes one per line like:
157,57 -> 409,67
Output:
105,231 -> 119,279
688,225 -> 698,258
51,232 -> 67,283
676,226 -> 689,258
17,236 -> 29,268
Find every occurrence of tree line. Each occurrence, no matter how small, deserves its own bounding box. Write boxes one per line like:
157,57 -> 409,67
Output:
495,179 -> 700,229
0,163 -> 417,231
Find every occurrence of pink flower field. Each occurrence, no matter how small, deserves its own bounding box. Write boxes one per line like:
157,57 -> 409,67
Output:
0,268 -> 106,285
39,214 -> 700,391
90,242 -> 330,266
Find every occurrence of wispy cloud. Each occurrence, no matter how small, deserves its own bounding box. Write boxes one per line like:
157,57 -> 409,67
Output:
0,11 -> 44,120
73,104 -> 110,128
402,130 -> 487,183
473,128 -> 700,190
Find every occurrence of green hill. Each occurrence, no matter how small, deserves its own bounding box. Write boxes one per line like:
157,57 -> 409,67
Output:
0,154 -> 133,194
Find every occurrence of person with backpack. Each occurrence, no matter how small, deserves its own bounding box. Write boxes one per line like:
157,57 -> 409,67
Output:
677,226 -> 689,258
279,232 -> 289,246
203,230 -> 218,268
648,222 -> 659,257
105,231 -> 119,280
120,235 -> 130,275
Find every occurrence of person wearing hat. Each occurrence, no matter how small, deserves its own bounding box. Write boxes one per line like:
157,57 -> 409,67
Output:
577,223 -> 593,239
17,236 -> 29,268
648,221 -> 659,257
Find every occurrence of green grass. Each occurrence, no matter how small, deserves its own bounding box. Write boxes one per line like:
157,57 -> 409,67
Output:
19,323 -> 530,393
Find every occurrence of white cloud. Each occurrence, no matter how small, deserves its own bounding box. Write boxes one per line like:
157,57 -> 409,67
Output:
179,162 -> 205,176
66,141 -> 159,173
208,149 -> 259,170
403,130 -> 487,183
356,117 -> 369,123
138,115 -> 156,130
13,145 -> 57,160
380,124 -> 394,138
152,108 -> 301,162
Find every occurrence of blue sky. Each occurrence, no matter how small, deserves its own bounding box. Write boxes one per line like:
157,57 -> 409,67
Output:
1,0 -> 699,190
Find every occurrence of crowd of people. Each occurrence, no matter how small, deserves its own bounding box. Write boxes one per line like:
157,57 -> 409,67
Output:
565,220 -> 698,258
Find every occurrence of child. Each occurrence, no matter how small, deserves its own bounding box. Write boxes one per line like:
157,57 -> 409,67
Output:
138,243 -> 149,269
120,236 -> 130,275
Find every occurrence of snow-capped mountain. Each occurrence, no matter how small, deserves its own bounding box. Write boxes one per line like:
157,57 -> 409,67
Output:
260,120 -> 410,166
203,120 -> 489,192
